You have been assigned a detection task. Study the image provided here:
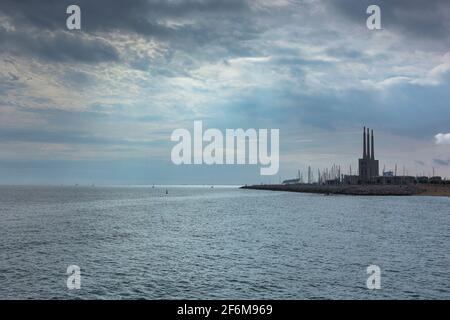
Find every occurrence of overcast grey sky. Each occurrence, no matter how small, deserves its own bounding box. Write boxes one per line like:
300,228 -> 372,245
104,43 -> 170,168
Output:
1,0 -> 450,184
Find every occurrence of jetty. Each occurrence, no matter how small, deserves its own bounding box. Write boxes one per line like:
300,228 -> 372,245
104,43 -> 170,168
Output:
240,184 -> 450,197
242,127 -> 450,197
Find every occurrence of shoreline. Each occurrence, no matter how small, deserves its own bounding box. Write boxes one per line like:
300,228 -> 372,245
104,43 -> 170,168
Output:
240,184 -> 450,197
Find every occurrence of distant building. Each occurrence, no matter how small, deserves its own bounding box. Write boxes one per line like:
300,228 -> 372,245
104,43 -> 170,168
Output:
417,176 -> 429,184
299,126 -> 446,186
343,127 -> 415,185
343,175 -> 359,185
358,127 -> 379,182
282,178 -> 300,185
373,175 -> 415,185
429,176 -> 442,184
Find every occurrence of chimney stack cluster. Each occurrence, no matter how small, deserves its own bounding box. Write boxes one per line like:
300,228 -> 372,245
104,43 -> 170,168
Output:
359,127 -> 379,181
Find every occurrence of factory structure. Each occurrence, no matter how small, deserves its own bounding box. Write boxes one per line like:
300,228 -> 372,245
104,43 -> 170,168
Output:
344,126 -> 384,185
343,127 -> 444,185
283,127 -> 446,186
359,127 -> 379,182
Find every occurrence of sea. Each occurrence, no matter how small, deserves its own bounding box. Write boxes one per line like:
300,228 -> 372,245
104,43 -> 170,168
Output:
0,185 -> 449,299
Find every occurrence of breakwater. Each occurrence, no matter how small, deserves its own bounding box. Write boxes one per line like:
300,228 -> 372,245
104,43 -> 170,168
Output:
241,184 -> 450,196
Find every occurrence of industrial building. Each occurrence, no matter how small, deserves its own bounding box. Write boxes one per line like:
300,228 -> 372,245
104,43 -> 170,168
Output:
343,127 -> 414,185
283,126 -> 446,186
359,127 -> 379,182
344,127 -> 442,185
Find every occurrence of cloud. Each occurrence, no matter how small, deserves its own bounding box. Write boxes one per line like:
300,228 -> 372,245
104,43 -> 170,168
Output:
415,160 -> 425,166
328,0 -> 450,49
1,1 -> 450,182
0,0 -> 252,44
435,133 -> 450,145
0,27 -> 119,64
433,158 -> 450,166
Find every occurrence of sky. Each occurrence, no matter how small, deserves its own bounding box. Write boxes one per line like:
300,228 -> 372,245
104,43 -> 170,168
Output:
1,0 -> 450,185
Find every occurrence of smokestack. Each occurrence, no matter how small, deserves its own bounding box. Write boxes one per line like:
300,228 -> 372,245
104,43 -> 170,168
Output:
363,127 -> 367,159
371,129 -> 374,160
366,128 -> 371,159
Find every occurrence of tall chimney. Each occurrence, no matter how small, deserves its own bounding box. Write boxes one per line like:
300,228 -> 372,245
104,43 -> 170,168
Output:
366,127 -> 371,159
371,129 -> 374,160
363,127 -> 367,159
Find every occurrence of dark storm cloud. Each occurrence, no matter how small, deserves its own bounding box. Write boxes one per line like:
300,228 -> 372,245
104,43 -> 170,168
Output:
0,0 -> 249,36
0,27 -> 119,63
0,0 -> 257,65
1,0 -> 450,182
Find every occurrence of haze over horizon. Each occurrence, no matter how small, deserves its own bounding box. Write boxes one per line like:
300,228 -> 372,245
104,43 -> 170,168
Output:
1,0 -> 450,185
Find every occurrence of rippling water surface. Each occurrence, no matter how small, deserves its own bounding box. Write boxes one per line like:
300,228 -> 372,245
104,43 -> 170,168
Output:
0,185 -> 449,299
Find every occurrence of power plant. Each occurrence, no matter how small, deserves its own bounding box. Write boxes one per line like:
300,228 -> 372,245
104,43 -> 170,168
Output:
358,127 -> 379,182
248,126 -> 449,196
282,127 -> 446,186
